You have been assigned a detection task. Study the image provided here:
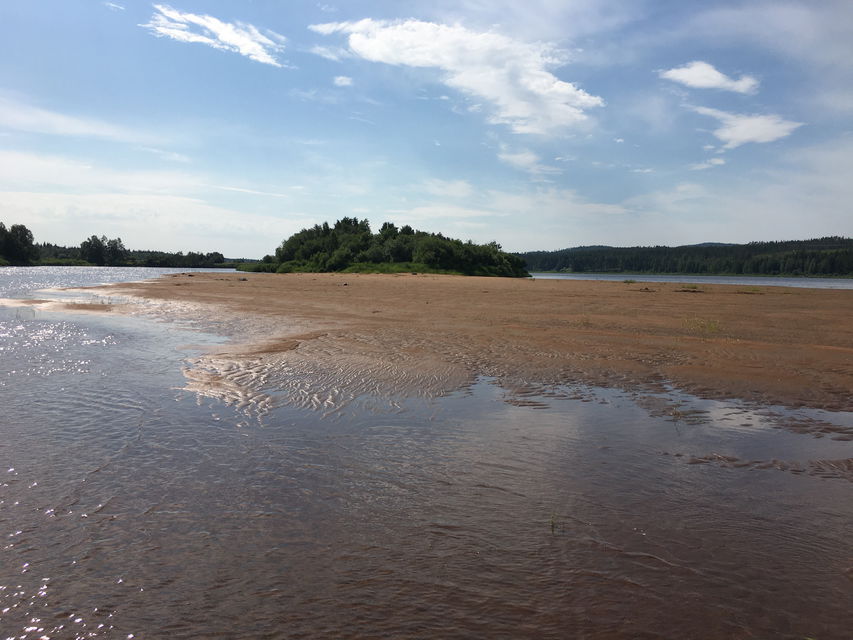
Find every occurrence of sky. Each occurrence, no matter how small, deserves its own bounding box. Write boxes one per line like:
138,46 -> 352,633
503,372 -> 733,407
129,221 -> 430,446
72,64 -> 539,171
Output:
1,1 -> 851,257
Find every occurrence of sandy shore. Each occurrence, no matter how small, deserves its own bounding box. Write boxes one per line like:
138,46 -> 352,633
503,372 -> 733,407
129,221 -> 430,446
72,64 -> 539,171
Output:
88,271 -> 853,413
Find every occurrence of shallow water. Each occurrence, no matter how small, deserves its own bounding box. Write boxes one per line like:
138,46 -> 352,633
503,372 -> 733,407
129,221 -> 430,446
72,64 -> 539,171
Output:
1,268 -> 851,639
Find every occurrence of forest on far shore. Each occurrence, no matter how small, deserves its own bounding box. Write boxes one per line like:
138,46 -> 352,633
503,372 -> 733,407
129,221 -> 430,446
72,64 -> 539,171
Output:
517,237 -> 853,276
0,222 -> 231,268
4,219 -> 851,278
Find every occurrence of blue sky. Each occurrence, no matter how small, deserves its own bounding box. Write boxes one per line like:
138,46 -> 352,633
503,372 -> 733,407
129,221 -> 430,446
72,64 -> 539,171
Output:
1,1 -> 851,257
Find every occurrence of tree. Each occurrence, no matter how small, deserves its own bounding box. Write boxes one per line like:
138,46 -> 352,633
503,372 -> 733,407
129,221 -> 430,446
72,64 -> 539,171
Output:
0,223 -> 37,264
105,237 -> 129,266
80,235 -> 107,265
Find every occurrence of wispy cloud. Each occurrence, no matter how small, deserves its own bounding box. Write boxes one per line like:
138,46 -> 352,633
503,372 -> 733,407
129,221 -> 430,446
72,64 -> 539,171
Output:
0,95 -> 151,143
103,2 -> 125,11
0,149 -> 196,193
692,106 -> 802,149
689,157 -> 726,171
660,61 -> 758,94
1,190 -> 294,256
498,148 -> 561,177
309,19 -> 603,135
138,146 -> 190,163
421,178 -> 473,198
141,4 -> 288,67
210,185 -> 297,198
308,45 -> 351,61
333,75 -> 353,87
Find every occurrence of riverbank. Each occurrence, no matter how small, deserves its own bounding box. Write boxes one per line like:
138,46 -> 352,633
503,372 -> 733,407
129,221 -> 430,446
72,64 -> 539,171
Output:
88,271 -> 853,413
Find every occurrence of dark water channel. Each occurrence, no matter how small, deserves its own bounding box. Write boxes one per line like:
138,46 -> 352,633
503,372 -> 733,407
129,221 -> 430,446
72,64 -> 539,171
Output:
1,268 -> 851,639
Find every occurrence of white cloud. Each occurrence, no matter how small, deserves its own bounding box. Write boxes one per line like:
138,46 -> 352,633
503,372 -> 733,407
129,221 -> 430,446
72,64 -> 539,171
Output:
689,157 -> 726,171
679,2 -> 853,114
421,178 -> 474,198
498,148 -> 561,177
428,0 -> 642,41
692,106 -> 802,149
308,45 -> 351,61
685,2 -> 853,69
141,4 -> 287,67
622,138 -> 853,243
138,146 -> 191,163
384,185 -> 629,251
0,95 -> 150,143
309,18 -> 603,135
209,185 -> 296,198
0,149 -> 306,256
1,190 -> 293,256
660,61 -> 758,94
103,2 -> 125,11
389,203 -> 495,221
0,150 -> 198,194
333,75 -> 353,87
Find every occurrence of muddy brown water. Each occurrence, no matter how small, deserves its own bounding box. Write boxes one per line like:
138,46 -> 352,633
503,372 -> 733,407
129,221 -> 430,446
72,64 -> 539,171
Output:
1,268 -> 851,639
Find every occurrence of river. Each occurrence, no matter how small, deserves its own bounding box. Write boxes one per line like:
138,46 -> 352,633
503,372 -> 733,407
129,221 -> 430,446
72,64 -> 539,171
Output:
531,272 -> 853,289
1,267 -> 851,639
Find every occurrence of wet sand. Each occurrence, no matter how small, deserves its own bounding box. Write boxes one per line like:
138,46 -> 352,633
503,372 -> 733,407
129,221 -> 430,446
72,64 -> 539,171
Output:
95,272 -> 853,412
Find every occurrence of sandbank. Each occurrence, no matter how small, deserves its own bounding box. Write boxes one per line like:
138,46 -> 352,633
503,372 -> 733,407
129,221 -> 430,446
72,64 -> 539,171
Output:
87,271 -> 853,413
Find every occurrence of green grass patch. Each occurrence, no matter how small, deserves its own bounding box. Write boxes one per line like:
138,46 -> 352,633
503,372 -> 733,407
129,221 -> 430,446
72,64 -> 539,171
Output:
342,262 -> 462,275
684,317 -> 722,335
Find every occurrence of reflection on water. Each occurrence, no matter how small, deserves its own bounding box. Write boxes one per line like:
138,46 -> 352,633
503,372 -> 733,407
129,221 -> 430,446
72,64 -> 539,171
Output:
1,268 -> 852,638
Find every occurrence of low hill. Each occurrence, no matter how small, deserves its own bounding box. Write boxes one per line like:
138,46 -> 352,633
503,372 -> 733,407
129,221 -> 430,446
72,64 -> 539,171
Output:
517,237 -> 853,276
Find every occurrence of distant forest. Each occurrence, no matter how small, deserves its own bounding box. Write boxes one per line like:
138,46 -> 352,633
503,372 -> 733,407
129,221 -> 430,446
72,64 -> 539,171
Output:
518,237 -> 853,276
0,222 -> 230,268
240,217 -> 529,278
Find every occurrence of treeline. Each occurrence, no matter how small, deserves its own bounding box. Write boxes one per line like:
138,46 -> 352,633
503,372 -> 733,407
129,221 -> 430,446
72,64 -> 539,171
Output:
1,222 -> 229,268
241,217 -> 529,278
518,237 -> 853,276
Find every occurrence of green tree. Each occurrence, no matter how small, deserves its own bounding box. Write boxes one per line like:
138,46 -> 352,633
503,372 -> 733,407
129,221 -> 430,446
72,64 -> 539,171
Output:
0,222 -> 38,264
105,237 -> 129,265
80,235 -> 107,265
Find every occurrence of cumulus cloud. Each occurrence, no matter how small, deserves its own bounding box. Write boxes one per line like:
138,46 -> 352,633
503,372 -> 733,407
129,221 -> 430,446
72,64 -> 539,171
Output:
660,61 -> 758,94
141,4 -> 287,67
692,106 -> 802,149
333,75 -> 353,87
309,18 -> 603,135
